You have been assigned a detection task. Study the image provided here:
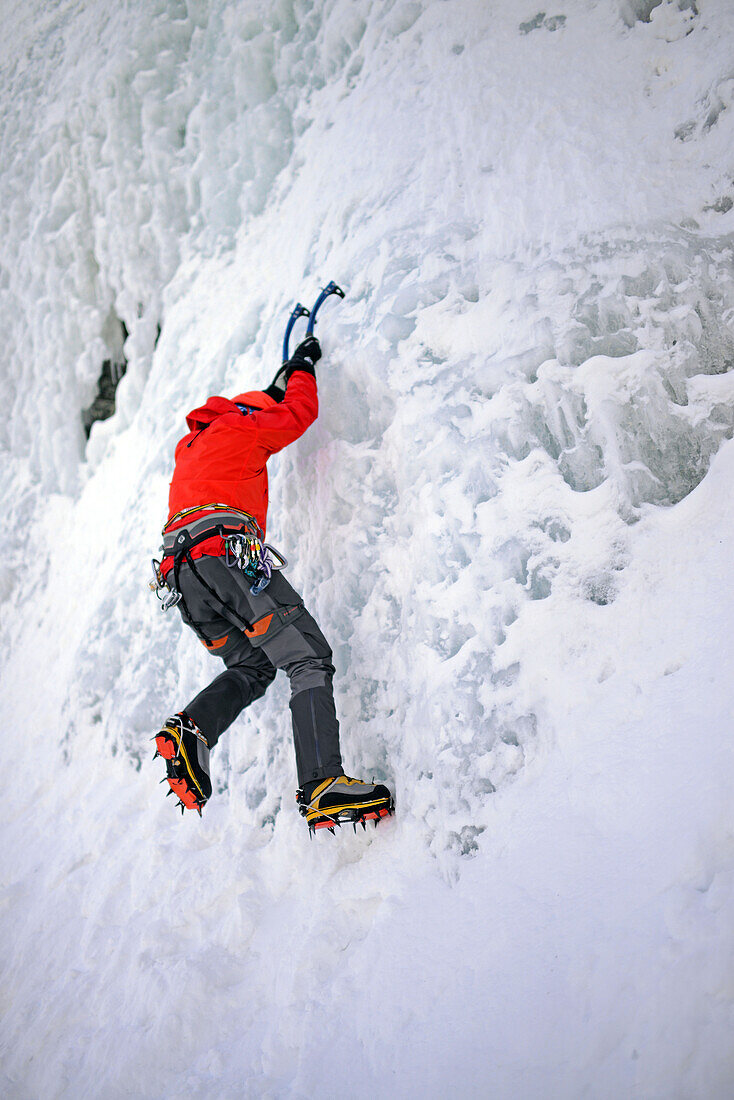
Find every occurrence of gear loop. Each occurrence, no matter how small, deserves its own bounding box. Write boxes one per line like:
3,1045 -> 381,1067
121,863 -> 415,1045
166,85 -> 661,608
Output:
223,524 -> 287,595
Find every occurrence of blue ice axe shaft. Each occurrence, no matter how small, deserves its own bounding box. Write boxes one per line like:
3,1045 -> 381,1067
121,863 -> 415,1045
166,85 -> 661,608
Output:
282,303 -> 309,364
282,281 -> 345,362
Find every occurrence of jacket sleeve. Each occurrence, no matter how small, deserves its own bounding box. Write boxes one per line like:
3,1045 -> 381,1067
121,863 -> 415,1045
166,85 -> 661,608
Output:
250,371 -> 318,458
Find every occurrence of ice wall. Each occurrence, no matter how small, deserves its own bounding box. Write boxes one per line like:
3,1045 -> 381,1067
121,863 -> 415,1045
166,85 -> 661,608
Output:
1,1 -> 734,1096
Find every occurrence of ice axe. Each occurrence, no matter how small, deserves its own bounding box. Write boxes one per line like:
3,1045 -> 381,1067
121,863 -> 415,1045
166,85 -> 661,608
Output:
282,281 -> 345,362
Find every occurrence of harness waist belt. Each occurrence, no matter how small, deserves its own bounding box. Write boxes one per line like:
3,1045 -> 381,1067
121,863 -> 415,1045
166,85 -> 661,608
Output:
162,510 -> 258,557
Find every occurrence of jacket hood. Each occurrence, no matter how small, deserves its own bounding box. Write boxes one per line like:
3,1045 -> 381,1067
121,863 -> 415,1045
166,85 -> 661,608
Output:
185,391 -> 275,431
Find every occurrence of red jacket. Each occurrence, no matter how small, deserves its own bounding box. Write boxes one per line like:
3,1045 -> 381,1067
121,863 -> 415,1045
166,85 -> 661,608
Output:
165,371 -> 317,555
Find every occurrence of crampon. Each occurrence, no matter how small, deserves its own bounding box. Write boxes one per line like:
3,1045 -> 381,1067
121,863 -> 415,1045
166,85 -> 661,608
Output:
297,776 -> 395,837
153,713 -> 212,816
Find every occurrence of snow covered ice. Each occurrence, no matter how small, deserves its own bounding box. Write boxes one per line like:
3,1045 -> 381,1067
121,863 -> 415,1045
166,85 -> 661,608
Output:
1,0 -> 734,1095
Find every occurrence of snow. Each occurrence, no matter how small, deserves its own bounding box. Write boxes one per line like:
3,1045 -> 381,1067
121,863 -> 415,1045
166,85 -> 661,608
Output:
1,0 -> 734,1096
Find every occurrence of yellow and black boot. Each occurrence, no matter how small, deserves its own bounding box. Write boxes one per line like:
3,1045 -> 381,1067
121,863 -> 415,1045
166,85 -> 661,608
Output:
154,713 -> 212,815
297,775 -> 394,835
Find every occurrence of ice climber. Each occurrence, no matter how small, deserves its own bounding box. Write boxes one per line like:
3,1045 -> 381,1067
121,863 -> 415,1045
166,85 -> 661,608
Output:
151,334 -> 394,833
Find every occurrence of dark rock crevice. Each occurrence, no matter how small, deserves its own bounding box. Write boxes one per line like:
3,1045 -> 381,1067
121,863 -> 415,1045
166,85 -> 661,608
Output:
82,317 -> 128,438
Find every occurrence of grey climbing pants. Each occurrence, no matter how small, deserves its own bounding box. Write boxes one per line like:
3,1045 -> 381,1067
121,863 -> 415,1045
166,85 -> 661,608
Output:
175,555 -> 343,788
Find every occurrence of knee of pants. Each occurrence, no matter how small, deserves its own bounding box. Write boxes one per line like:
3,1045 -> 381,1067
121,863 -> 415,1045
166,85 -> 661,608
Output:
224,659 -> 277,704
250,661 -> 278,694
221,633 -> 277,679
283,654 -> 336,696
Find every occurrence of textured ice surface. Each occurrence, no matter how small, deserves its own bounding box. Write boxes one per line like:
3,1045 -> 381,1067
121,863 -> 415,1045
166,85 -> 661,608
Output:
1,1 -> 734,1097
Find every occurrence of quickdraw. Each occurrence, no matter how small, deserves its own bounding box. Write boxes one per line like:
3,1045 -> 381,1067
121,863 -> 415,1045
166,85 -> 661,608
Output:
222,517 -> 288,596
150,558 -> 182,611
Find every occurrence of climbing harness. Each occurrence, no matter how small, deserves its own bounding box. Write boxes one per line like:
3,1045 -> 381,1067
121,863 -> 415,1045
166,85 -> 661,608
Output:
149,504 -> 288,625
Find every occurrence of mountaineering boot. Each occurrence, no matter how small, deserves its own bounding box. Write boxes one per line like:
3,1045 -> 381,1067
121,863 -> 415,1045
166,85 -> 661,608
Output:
297,775 -> 394,834
154,713 -> 212,814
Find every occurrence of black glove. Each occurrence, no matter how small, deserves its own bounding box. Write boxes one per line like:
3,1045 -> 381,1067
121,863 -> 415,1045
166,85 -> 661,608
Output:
287,336 -> 322,377
264,336 -> 322,402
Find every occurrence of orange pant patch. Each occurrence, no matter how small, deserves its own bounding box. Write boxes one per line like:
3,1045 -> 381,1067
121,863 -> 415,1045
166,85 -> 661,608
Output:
202,634 -> 229,650
245,614 -> 274,639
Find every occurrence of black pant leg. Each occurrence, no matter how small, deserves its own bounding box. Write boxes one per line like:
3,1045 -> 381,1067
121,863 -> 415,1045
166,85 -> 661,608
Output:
184,635 -> 276,746
179,558 -> 344,787
176,563 -> 276,746
240,577 -> 344,788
